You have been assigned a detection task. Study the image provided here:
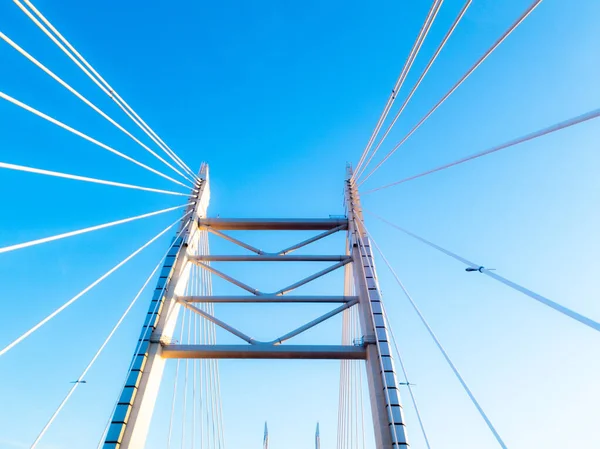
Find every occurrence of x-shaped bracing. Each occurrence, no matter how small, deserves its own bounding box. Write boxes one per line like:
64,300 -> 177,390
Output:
172,220 -> 357,347
205,224 -> 346,256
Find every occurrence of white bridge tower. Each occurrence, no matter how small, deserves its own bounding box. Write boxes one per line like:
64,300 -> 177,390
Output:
103,164 -> 409,449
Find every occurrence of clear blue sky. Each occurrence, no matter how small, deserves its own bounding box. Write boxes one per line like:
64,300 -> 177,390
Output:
0,0 -> 599,448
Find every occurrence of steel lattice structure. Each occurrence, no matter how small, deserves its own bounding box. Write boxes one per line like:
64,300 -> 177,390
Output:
102,164 -> 408,449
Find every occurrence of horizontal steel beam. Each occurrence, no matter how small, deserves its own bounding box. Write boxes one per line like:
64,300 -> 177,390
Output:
180,295 -> 358,303
198,218 -> 348,231
191,255 -> 350,262
161,345 -> 366,360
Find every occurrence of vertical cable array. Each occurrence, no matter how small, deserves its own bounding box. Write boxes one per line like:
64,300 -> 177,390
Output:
166,227 -> 225,448
337,250 -> 366,449
199,228 -> 225,449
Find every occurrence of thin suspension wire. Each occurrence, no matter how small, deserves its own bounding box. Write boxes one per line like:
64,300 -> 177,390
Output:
353,0 -> 445,177
368,210 -> 600,333
94,218 -> 192,448
203,229 -> 226,449
357,340 -> 366,449
0,161 -> 188,196
192,229 -> 210,449
181,303 -> 192,448
29,228 -> 182,449
381,302 -> 432,449
197,262 -> 206,449
0,211 -> 191,358
349,329 -> 355,449
358,0 -> 544,185
176,255 -> 203,449
351,325 -> 356,448
341,315 -> 348,449
0,204 -> 189,255
351,274 -> 365,448
336,316 -> 342,448
211,281 -> 226,447
0,31 -> 194,184
336,321 -> 344,449
192,264 -> 198,449
335,235 -> 369,448
201,254 -> 211,449
364,107 -> 600,193
338,310 -> 349,449
0,91 -> 191,189
178,227 -> 225,449
168,307 -> 188,449
197,315 -> 203,449
199,230 -> 209,449
358,218 -> 508,449
338,257 -> 352,449
177,232 -> 199,449
13,0 -> 198,180
355,303 -> 366,449
355,0 -> 472,180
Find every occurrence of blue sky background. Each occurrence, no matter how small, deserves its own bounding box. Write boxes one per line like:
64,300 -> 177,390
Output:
0,0 -> 599,448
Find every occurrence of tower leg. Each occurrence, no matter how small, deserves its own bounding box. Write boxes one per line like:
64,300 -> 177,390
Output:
346,175 -> 409,448
103,166 -> 210,449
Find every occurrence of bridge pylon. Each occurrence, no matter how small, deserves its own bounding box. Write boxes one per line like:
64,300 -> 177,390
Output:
102,164 -> 409,448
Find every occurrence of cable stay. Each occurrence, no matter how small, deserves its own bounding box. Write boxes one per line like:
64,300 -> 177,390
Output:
0,31 -> 194,184
13,0 -> 198,181
353,0 -> 445,178
363,106 -> 600,193
356,217 -> 508,449
368,210 -> 600,333
358,0 -> 544,186
0,91 -> 191,189
354,0 -> 473,181
0,211 -> 192,359
0,203 -> 190,255
29,228 -> 189,449
0,161 -> 189,196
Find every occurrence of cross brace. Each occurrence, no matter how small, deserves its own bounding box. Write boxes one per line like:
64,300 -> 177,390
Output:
161,345 -> 366,359
198,218 -> 348,230
177,297 -> 359,345
191,255 -> 349,262
190,257 -> 352,296
179,295 -> 357,303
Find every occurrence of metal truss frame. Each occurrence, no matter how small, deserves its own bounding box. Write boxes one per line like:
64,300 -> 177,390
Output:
104,165 -> 409,449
